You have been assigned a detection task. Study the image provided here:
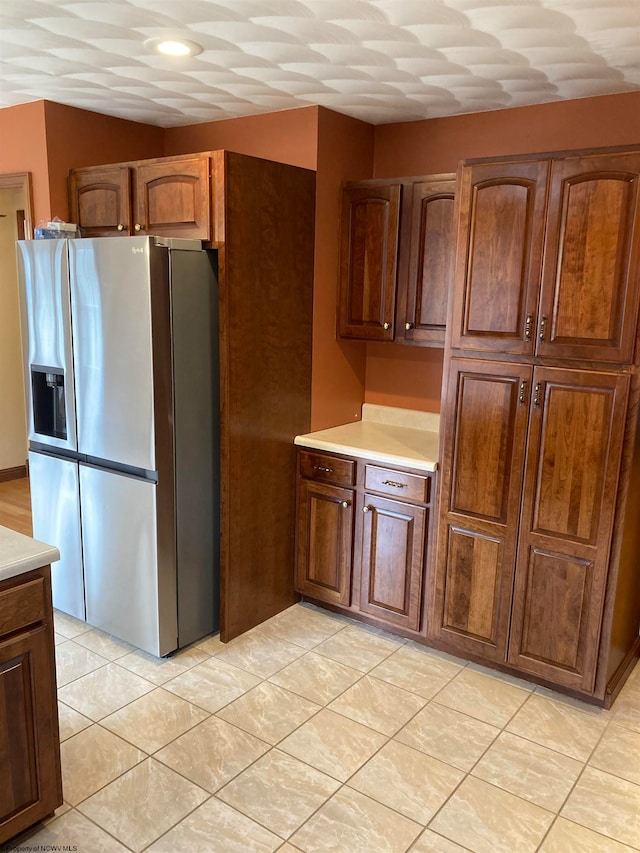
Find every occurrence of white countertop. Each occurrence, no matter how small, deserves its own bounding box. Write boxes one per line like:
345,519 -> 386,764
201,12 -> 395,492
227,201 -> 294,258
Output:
295,404 -> 440,472
0,525 -> 60,583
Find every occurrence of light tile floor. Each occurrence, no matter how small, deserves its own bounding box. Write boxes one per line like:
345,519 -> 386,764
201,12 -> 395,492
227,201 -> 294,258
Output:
10,603 -> 640,853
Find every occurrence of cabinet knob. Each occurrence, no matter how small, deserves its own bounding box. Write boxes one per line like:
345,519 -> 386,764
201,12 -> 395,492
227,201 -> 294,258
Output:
340,500 -> 350,509
134,223 -> 142,232
363,505 -> 372,513
117,223 -> 125,232
405,322 -> 413,331
383,322 -> 390,330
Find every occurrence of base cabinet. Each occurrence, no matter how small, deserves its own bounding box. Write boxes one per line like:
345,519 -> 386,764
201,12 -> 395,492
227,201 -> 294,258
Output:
431,356 -> 634,701
0,567 -> 62,845
295,449 -> 433,635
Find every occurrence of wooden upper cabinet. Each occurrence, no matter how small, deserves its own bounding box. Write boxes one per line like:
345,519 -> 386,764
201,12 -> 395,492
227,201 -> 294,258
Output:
429,358 -> 532,661
508,367 -> 629,690
69,166 -> 132,237
134,155 -> 211,240
338,182 -> 401,341
451,160 -> 548,354
403,178 -> 456,345
70,154 -> 211,240
538,152 -> 640,363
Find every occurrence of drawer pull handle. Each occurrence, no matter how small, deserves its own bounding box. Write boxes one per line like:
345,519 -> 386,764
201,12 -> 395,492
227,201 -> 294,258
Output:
524,313 -> 533,340
539,315 -> 547,341
382,480 -> 406,489
313,465 -> 333,473
405,322 -> 413,331
341,500 -> 350,509
383,322 -> 390,330
363,505 -> 372,513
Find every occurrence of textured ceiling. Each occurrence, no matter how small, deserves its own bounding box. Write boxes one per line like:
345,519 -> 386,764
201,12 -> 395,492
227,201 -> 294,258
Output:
1,0 -> 639,128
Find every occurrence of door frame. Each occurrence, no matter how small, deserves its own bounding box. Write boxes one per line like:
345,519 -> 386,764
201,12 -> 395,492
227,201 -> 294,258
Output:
0,173 -> 34,238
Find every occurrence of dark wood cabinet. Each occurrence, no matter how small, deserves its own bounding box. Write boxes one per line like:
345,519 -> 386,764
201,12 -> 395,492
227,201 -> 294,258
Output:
403,178 -> 457,345
432,359 -> 633,695
337,175 -> 455,345
450,151 -> 640,363
338,182 -> 401,341
508,368 -> 629,691
430,358 -> 531,661
296,478 -> 354,606
295,450 -> 433,636
70,154 -> 211,240
538,152 -> 640,363
0,567 -> 62,845
69,166 -> 132,237
133,156 -> 210,239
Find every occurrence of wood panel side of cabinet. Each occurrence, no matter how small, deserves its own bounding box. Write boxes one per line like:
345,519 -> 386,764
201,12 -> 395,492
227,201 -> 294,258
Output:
595,370 -> 640,701
338,183 -> 401,341
218,152 -> 316,642
429,359 -> 532,661
69,166 -> 132,237
538,152 -> 640,363
450,160 -> 548,354
400,177 -> 456,346
508,368 -> 629,691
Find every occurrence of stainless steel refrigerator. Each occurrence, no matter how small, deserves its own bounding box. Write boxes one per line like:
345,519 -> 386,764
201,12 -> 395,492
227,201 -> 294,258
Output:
17,236 -> 219,656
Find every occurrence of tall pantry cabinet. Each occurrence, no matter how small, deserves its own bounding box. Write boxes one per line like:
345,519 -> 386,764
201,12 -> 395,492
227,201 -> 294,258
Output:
431,148 -> 640,705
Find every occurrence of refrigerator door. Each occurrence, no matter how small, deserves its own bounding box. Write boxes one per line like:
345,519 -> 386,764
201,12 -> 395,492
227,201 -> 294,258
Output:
69,238 -> 161,471
80,464 -> 177,656
17,240 -> 77,451
28,450 -> 85,620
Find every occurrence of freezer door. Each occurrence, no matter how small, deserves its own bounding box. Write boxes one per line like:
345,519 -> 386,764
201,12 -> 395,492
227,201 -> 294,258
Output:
17,240 -> 77,451
80,464 -> 177,656
69,238 -> 161,471
28,451 -> 85,620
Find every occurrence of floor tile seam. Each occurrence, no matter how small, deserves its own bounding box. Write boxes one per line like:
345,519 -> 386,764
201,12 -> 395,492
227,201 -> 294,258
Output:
212,688 -> 325,746
55,651 -> 113,686
325,679 -> 430,738
365,663 -> 460,703
586,723 -> 640,788
212,778 -> 309,843
535,814 -> 640,853
263,648 -> 368,705
61,722 -> 149,807
255,620 -> 348,651
132,792 -> 218,853
309,636 -> 405,674
62,804 -> 140,852
560,758 -> 640,832
108,655 -> 206,689
97,699 -> 215,757
553,756 -> 637,846
284,778 -> 424,851
424,769 -> 558,849
74,768 -> 214,853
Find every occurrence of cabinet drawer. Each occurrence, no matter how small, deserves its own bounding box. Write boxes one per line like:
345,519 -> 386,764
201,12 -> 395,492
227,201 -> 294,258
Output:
0,577 -> 47,637
364,465 -> 430,503
299,450 -> 355,487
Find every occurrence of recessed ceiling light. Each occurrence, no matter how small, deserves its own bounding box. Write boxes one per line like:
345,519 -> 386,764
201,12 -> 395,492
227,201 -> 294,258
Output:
144,37 -> 203,58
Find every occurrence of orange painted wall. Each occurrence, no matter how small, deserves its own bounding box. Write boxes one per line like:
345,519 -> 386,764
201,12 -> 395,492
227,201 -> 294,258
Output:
164,106 -> 318,170
364,91 -> 640,414
0,102 -> 50,224
43,102 -> 164,221
374,91 -> 640,177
